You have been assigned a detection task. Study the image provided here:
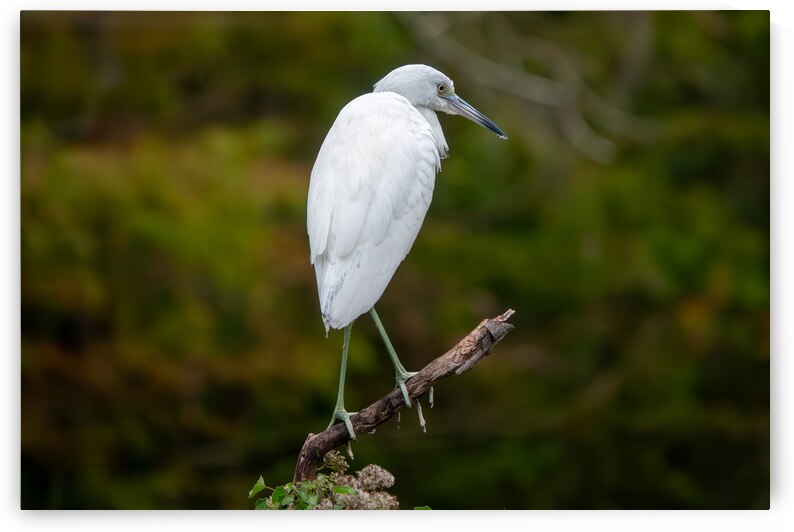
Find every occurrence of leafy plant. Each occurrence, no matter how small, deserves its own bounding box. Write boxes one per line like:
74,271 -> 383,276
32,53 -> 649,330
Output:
249,451 -> 423,510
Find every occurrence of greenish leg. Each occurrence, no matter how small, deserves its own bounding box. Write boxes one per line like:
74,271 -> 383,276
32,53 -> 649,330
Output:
328,324 -> 356,440
370,307 -> 417,408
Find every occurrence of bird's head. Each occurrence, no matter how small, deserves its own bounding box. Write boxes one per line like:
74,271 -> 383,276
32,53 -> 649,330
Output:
373,64 -> 508,140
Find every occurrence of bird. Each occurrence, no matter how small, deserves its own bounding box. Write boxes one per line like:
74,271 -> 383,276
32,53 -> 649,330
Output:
307,64 -> 507,440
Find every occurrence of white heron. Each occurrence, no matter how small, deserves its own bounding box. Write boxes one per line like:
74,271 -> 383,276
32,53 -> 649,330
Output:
307,64 -> 507,439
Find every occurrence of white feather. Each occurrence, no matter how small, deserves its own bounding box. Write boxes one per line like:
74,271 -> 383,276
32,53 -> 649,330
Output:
307,92 -> 441,332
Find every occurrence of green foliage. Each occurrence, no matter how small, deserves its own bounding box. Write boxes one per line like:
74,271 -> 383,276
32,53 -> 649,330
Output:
249,451 -> 400,510
21,11 -> 768,510
253,479 -> 327,510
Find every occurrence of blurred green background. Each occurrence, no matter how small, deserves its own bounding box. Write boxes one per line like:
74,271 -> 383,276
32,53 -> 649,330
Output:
20,11 -> 769,509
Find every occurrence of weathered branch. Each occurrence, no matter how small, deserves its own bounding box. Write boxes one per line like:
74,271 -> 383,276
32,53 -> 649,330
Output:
293,309 -> 516,483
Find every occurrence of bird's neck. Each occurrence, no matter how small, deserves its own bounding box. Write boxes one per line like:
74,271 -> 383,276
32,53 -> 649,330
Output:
416,107 -> 449,159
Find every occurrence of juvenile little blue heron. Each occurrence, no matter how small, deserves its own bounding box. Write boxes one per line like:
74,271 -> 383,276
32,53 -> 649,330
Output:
307,64 -> 507,439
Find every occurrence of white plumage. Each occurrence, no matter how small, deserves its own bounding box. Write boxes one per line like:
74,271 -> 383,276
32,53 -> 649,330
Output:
308,64 -> 506,336
308,92 -> 441,332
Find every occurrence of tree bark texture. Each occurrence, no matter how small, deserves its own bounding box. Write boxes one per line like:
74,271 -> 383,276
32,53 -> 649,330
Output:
293,309 -> 516,483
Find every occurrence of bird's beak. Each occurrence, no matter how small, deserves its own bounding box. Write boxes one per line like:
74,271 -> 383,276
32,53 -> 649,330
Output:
443,93 -> 508,140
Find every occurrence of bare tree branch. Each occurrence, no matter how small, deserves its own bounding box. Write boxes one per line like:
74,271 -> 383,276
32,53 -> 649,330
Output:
405,13 -> 561,106
293,309 -> 516,483
397,12 -> 661,163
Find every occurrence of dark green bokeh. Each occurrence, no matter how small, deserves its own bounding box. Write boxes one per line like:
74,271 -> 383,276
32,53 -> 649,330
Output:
21,11 -> 769,509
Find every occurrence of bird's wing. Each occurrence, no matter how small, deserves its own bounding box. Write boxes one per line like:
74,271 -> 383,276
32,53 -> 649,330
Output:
307,92 -> 441,331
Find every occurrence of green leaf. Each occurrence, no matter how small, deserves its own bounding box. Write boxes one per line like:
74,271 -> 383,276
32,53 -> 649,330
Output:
307,494 -> 319,507
254,498 -> 268,510
333,485 -> 358,495
248,476 -> 266,499
282,494 -> 294,508
294,485 -> 311,506
271,485 -> 286,507
296,485 -> 309,498
413,505 -> 432,510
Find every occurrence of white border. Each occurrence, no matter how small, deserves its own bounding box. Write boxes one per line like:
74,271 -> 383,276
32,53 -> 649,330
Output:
5,2 -> 789,531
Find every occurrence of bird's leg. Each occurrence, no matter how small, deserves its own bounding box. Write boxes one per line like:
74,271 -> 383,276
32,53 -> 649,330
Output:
369,307 -> 417,408
328,324 -> 356,440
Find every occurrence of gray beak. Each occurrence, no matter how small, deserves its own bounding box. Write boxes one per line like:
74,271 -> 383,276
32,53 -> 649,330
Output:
444,93 -> 508,140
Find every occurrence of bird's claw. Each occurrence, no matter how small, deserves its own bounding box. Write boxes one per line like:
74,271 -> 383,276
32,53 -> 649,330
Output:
396,371 -> 418,408
329,409 -> 357,440
398,381 -> 411,408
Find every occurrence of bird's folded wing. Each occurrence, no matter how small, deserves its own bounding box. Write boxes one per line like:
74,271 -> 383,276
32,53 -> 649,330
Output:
307,92 -> 441,330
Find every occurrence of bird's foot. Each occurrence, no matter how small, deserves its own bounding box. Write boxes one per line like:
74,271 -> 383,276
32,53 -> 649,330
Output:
395,371 -> 418,408
416,399 -> 427,433
328,408 -> 357,440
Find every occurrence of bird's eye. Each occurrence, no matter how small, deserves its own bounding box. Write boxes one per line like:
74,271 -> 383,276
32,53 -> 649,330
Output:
437,84 -> 446,93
